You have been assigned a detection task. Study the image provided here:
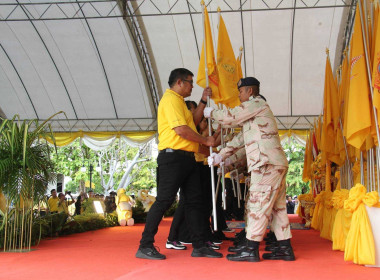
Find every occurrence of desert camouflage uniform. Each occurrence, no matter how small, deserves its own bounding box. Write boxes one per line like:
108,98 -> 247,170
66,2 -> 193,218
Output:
211,95 -> 291,242
218,132 -> 247,173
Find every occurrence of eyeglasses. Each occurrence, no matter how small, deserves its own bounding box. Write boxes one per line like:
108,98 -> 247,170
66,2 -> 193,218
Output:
182,79 -> 194,85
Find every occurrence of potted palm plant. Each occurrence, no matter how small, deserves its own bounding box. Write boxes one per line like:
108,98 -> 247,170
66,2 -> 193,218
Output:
0,112 -> 62,251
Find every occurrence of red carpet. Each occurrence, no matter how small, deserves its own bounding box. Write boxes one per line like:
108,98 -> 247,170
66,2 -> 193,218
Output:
0,217 -> 378,280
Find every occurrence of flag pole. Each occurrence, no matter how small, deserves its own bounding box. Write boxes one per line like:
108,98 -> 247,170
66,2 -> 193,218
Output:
358,0 -> 380,190
216,6 -> 227,210
201,0 -> 218,231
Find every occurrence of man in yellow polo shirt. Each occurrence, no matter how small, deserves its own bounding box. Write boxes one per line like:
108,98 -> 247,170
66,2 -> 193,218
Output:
48,189 -> 59,213
136,68 -> 222,260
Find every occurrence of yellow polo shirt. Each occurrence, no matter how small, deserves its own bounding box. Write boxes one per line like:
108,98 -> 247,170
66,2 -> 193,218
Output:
48,197 -> 59,212
157,89 -> 199,153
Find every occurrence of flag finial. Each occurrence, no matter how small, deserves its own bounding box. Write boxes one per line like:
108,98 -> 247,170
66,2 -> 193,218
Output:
201,0 -> 205,5
325,48 -> 329,55
239,46 -> 243,51
217,6 -> 221,12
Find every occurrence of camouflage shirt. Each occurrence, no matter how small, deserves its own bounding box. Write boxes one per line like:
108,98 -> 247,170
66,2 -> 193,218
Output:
211,95 -> 288,172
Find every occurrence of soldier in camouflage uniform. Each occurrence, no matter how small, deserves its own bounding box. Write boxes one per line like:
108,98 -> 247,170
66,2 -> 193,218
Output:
205,77 -> 295,262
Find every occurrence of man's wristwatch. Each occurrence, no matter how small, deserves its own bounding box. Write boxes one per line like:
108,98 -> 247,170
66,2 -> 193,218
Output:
200,99 -> 207,105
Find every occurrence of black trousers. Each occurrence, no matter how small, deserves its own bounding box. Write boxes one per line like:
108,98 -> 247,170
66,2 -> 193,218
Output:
140,152 -> 204,248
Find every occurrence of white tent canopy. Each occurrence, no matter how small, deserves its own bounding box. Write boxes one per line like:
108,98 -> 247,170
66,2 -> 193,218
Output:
0,0 -> 355,132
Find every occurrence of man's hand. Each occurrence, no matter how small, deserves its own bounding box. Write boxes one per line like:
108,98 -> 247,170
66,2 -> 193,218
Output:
205,136 -> 216,147
204,107 -> 214,118
201,87 -> 212,101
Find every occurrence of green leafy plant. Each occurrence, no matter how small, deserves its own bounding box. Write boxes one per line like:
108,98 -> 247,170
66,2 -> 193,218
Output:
0,113 -> 62,251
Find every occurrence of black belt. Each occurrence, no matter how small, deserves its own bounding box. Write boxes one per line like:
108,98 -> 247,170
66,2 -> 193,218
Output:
159,148 -> 194,158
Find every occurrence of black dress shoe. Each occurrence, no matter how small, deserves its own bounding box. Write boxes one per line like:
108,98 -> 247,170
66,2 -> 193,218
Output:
136,246 -> 166,260
191,246 -> 223,258
226,248 -> 260,262
262,245 -> 295,261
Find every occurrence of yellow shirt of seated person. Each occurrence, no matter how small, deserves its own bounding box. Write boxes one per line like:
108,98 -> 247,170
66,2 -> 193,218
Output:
158,89 -> 199,153
48,197 -> 59,212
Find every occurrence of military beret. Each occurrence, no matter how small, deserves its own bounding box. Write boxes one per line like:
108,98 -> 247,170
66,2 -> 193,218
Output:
237,77 -> 260,89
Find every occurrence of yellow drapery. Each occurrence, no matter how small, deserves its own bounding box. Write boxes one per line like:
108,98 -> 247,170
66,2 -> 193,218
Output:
311,191 -> 325,230
344,184 -> 380,265
43,131 -> 156,147
320,191 -> 336,241
331,189 -> 350,251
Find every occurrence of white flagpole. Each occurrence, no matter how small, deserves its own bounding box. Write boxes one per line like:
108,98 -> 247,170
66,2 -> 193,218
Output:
217,7 -> 227,210
201,1 -> 218,231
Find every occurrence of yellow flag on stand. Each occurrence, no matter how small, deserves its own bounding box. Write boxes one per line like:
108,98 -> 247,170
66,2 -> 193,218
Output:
216,14 -> 240,108
302,133 -> 311,182
197,7 -> 220,103
321,55 -> 341,165
346,4 -> 372,150
371,5 -> 380,144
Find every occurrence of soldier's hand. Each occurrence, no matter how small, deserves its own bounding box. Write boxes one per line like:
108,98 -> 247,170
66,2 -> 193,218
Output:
208,152 -> 222,166
202,87 -> 212,101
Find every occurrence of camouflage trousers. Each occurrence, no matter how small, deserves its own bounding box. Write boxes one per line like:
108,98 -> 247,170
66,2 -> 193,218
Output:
245,165 -> 292,242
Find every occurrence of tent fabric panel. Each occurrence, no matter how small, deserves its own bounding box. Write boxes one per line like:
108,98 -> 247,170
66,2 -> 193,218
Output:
0,49 -> 37,119
241,10 -> 293,116
0,21 -> 77,119
292,8 -> 344,116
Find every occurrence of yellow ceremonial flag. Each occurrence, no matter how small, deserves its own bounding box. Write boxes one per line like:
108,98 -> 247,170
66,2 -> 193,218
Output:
216,14 -> 240,108
237,52 -> 243,80
315,116 -> 322,154
346,4 -> 372,150
303,132 -> 313,182
197,7 -> 220,103
321,55 -> 341,165
371,4 -> 380,144
302,134 -> 310,182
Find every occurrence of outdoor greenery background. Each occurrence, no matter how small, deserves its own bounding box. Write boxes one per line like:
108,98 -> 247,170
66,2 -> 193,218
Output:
51,139 -> 157,194
51,137 -> 308,197
283,138 -> 310,197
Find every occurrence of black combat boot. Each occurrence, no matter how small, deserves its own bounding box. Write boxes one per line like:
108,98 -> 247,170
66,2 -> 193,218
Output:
262,239 -> 295,261
233,229 -> 246,246
265,231 -> 277,246
264,231 -> 275,242
226,239 -> 260,262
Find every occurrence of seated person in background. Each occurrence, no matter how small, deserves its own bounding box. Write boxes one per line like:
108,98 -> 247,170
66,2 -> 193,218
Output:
286,196 -> 295,214
75,192 -> 85,215
48,189 -> 59,213
88,189 -> 95,198
104,196 -> 116,213
57,191 -> 75,214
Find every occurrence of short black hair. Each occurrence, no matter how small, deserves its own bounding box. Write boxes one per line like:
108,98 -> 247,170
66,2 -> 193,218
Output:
168,68 -> 194,87
50,189 -> 56,193
185,100 -> 197,110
